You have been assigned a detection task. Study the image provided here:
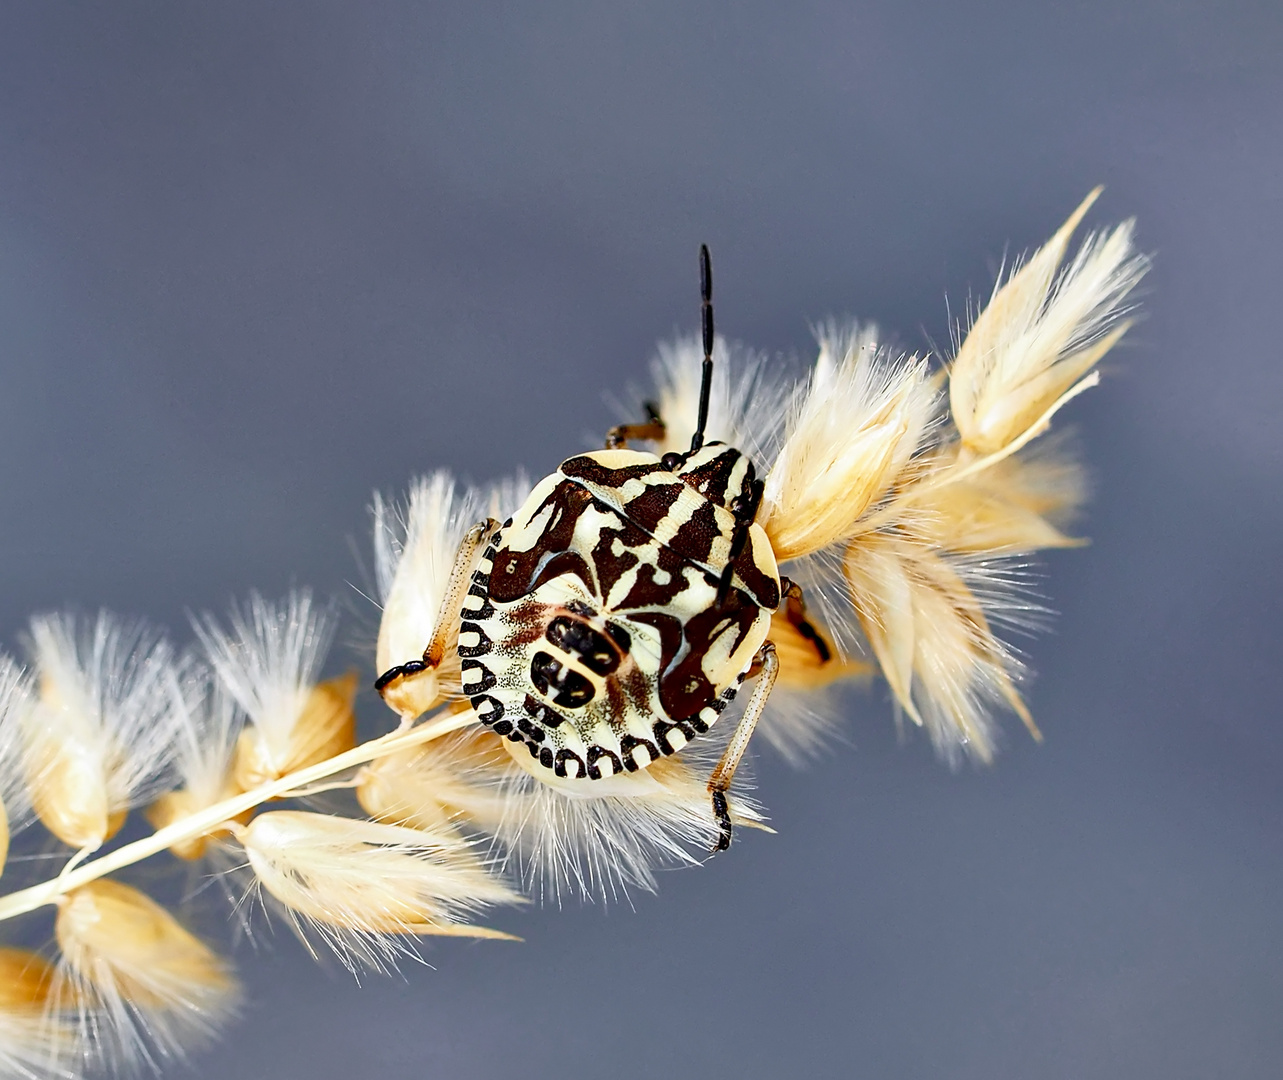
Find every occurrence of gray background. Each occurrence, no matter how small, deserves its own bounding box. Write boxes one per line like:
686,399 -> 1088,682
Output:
1,3 -> 1280,1078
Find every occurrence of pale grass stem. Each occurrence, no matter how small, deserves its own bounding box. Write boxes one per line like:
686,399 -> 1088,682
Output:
0,709 -> 476,925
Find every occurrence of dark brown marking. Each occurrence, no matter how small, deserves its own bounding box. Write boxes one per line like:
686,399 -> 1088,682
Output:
460,658 -> 496,693
532,550 -> 597,596
560,455 -> 660,487
669,498 -> 720,564
621,480 -> 685,535
586,745 -> 622,779
555,749 -> 585,778
730,539 -> 780,610
529,651 -> 595,708
619,543 -> 689,609
679,447 -> 747,506
652,718 -> 696,754
456,620 -> 493,658
657,598 -> 760,722
588,521 -> 642,601
619,733 -> 660,771
489,481 -> 595,604
517,717 -> 547,742
462,581 -> 496,620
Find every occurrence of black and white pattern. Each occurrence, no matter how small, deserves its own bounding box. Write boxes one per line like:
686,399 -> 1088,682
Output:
460,447 -> 779,780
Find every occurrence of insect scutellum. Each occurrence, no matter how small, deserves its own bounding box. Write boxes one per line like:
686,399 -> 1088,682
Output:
375,245 -> 831,849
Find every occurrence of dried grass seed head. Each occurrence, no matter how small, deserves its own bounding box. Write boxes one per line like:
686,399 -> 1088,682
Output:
238,810 -> 522,970
373,472 -> 533,722
193,591 -> 355,790
0,948 -> 69,1080
843,535 -> 1032,764
373,471 -> 482,720
145,661 -> 246,860
0,656 -> 35,879
949,189 -> 1147,457
54,879 -> 237,1070
761,321 -> 939,561
21,612 -> 179,850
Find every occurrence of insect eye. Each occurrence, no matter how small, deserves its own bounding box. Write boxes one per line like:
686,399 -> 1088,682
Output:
530,650 -> 596,708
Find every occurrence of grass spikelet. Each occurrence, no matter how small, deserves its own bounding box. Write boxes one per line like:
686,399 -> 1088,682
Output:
145,666 -> 245,861
0,947 -> 70,1080
372,474 -> 533,722
54,879 -> 237,1070
761,322 -> 938,561
843,535 -> 1031,764
357,727 -> 514,835
949,189 -> 1147,458
238,810 -> 522,968
0,657 -> 35,880
912,443 -> 1088,554
373,472 -> 484,720
193,592 -> 356,789
21,613 -> 177,850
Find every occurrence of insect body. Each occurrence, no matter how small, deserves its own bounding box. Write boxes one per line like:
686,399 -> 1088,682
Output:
460,443 -> 780,783
377,246 -> 820,847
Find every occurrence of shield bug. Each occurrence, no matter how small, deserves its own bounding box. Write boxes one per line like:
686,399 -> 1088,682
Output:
376,246 -> 831,848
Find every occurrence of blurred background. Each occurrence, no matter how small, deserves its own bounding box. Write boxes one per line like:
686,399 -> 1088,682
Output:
0,3 -> 1279,1078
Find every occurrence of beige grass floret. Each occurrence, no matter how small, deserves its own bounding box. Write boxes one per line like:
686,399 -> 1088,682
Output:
373,473 -> 533,722
54,879 -> 237,1068
144,666 -> 245,860
949,189 -> 1146,458
194,592 -> 357,789
357,726 -> 514,835
0,658 -> 35,881
21,613 -> 178,851
238,810 -> 523,968
911,443 -> 1088,554
0,947 -> 70,1080
843,535 -> 1032,763
761,324 -> 938,561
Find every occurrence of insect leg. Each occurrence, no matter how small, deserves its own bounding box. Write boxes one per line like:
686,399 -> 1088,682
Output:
778,577 -> 832,664
374,518 -> 498,718
707,639 -> 779,851
604,401 -> 666,448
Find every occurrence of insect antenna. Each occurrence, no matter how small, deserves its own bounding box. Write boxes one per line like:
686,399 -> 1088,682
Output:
690,243 -> 715,454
